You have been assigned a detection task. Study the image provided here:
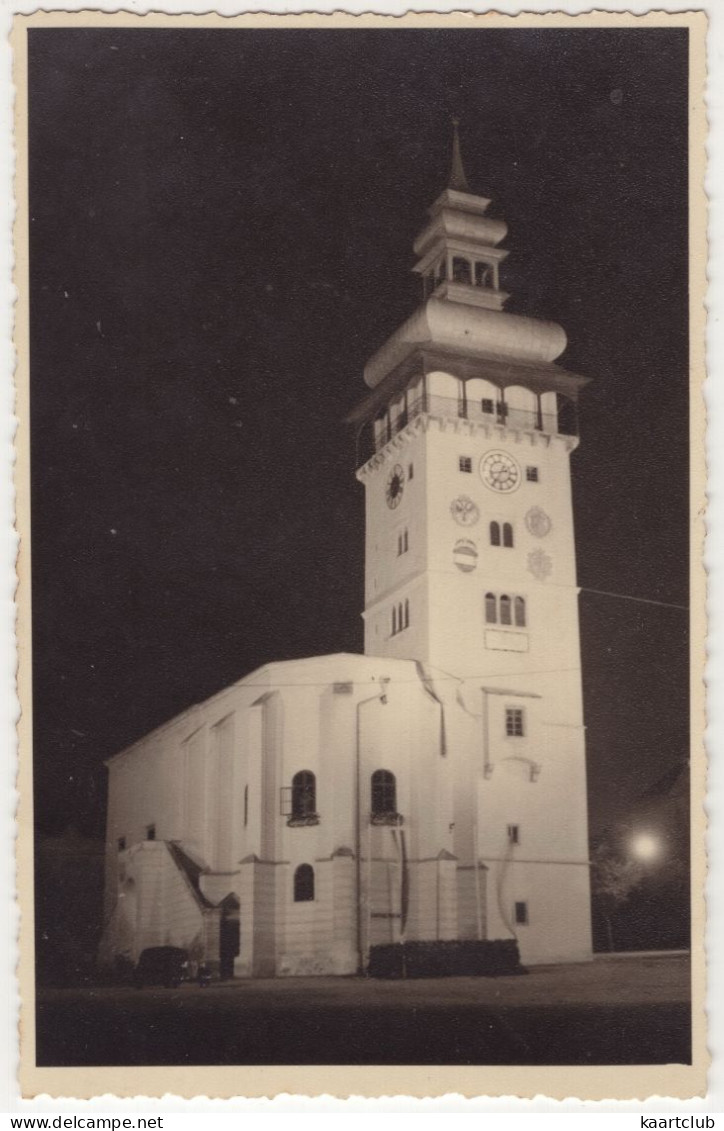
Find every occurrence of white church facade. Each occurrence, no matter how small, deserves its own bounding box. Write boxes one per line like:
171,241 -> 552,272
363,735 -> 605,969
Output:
100,131 -> 594,977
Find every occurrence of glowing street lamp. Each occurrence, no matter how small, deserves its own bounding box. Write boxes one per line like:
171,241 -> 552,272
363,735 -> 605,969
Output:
629,830 -> 664,864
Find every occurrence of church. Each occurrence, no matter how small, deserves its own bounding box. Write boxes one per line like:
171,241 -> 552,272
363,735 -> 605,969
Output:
99,129 -> 594,978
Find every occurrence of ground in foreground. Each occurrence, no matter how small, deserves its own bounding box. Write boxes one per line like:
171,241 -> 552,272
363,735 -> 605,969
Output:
35,951 -> 691,1067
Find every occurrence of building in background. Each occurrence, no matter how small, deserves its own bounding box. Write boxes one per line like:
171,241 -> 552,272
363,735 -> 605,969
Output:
100,130 -> 593,977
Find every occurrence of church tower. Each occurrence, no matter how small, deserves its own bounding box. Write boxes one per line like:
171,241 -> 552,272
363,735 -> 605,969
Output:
349,126 -> 593,963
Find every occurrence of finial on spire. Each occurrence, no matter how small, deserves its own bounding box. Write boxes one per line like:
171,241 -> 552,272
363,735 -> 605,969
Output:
448,117 -> 471,193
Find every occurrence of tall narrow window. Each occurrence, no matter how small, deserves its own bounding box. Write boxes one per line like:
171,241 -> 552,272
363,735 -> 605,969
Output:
391,606 -> 397,635
291,771 -> 316,818
505,708 -> 525,737
294,864 -> 315,902
371,770 -> 397,817
507,824 -> 520,845
117,837 -> 126,852
514,597 -> 526,627
490,521 -> 501,547
243,784 -> 249,827
500,594 -> 512,626
404,598 -> 410,629
485,592 -> 497,624
503,523 -> 514,548
403,529 -> 409,553
145,824 -> 156,841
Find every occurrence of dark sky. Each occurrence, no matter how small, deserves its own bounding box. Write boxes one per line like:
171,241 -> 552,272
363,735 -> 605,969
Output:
28,26 -> 689,840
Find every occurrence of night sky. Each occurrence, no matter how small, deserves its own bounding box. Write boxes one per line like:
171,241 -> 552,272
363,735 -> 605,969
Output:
28,25 -> 689,840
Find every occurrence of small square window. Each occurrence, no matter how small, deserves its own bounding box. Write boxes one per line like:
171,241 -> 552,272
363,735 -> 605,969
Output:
514,901 -> 529,925
459,456 -> 472,473
526,466 -> 539,482
481,398 -> 494,414
505,708 -> 524,738
507,824 -> 520,845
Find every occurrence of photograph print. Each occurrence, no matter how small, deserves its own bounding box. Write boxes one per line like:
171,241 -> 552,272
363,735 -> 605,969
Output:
19,11 -> 702,1088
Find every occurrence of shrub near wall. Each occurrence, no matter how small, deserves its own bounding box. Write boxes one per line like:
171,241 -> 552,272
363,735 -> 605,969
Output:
367,939 -> 522,978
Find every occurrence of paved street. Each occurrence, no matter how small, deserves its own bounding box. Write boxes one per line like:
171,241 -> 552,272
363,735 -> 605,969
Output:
36,952 -> 691,1067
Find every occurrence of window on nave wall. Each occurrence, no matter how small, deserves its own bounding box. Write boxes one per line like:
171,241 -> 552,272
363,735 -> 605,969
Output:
371,769 -> 397,817
291,770 -> 317,819
293,864 -> 315,903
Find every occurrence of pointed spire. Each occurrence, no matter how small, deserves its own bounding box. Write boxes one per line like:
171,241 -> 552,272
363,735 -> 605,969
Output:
448,117 -> 471,193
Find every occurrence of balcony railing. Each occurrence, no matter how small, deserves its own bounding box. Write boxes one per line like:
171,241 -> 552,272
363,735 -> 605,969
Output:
370,394 -> 577,455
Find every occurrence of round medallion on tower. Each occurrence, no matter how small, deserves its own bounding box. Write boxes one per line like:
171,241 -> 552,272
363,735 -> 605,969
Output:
385,464 -> 405,509
453,538 -> 479,572
479,449 -> 521,493
525,506 -> 552,538
450,495 -> 480,526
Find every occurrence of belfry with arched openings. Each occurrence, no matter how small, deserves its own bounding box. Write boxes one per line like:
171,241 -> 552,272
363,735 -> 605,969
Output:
100,129 -> 593,978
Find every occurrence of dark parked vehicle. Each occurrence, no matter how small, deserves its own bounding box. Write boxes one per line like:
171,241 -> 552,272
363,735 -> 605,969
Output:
133,946 -> 189,988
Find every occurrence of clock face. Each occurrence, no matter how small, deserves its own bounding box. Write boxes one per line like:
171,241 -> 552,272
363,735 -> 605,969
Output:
479,449 -> 521,493
385,464 -> 405,509
450,495 -> 480,526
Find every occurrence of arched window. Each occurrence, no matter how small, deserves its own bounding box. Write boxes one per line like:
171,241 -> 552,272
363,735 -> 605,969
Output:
291,771 -> 316,819
485,593 -> 497,624
294,864 -> 315,902
475,262 -> 492,288
500,595 -> 512,626
503,523 -> 514,548
452,257 -> 472,284
490,521 -> 501,547
404,599 -> 410,629
371,770 -> 397,817
514,597 -> 526,627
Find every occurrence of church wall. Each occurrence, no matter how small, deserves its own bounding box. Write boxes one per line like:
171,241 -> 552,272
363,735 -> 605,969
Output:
103,648 -> 588,973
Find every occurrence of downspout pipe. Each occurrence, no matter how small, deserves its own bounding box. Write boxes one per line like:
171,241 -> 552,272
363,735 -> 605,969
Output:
355,679 -> 389,975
